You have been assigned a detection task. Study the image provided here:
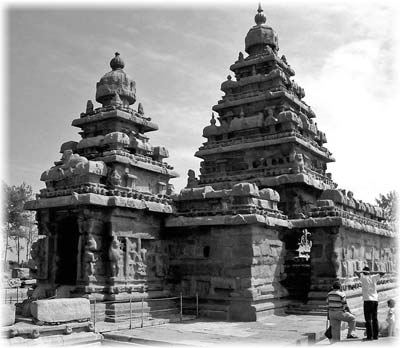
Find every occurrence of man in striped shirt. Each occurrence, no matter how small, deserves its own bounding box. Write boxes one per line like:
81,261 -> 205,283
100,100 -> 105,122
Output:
326,281 -> 357,341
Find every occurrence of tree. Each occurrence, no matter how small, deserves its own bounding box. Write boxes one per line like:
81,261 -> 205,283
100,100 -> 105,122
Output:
2,182 -> 38,267
375,191 -> 398,223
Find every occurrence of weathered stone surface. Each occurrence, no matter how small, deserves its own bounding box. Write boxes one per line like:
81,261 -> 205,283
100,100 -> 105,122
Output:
231,183 -> 259,197
1,304 -> 16,326
30,298 -> 91,323
11,267 -> 30,279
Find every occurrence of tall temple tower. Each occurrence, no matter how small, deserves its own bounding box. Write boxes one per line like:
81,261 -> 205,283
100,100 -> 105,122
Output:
168,4 -> 395,319
196,5 -> 336,218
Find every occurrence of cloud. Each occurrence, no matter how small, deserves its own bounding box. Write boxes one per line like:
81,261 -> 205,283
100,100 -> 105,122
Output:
300,35 -> 398,202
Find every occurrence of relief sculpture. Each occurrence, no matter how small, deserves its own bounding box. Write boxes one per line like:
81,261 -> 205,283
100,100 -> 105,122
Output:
84,235 -> 98,277
109,235 -> 122,277
127,238 -> 147,279
30,237 -> 48,279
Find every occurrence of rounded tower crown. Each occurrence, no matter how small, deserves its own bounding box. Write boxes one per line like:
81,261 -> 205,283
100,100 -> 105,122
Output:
245,4 -> 279,55
96,52 -> 136,107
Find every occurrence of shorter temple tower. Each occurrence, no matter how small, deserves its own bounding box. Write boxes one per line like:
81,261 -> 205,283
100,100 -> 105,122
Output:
26,53 -> 178,320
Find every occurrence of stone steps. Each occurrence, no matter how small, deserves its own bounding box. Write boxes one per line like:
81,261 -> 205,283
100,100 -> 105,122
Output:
6,331 -> 103,346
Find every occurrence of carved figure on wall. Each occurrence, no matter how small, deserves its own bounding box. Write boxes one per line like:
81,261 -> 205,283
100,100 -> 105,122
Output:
127,240 -> 140,278
342,261 -> 348,277
84,235 -> 98,277
296,229 -> 312,260
127,239 -> 147,278
238,51 -> 244,61
346,260 -> 354,277
263,107 -> 278,123
30,238 -> 48,279
109,236 -> 122,277
356,260 -> 364,271
109,168 -> 122,187
331,251 -> 341,275
166,183 -> 175,195
187,169 -> 199,188
137,246 -> 147,276
294,153 -> 305,173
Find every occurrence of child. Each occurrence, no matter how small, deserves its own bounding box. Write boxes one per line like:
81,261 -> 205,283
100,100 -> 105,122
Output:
386,299 -> 396,336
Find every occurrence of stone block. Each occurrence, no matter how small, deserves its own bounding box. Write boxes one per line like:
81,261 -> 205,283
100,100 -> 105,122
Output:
11,267 -> 30,279
232,182 -> 259,197
30,298 -> 91,323
178,186 -> 214,200
259,188 -> 280,202
316,199 -> 334,207
1,304 -> 16,326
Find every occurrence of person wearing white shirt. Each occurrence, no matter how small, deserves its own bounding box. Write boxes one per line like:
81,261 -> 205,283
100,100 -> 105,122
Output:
355,266 -> 385,340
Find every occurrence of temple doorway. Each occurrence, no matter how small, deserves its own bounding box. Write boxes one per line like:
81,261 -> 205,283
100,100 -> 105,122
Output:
281,229 -> 312,302
55,216 -> 80,285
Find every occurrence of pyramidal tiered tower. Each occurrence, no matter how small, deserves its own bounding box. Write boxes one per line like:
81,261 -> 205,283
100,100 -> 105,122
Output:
196,5 -> 335,218
167,5 -> 395,320
26,53 -> 179,320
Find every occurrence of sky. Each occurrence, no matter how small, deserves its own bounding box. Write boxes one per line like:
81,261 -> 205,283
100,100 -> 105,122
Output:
2,0 -> 400,205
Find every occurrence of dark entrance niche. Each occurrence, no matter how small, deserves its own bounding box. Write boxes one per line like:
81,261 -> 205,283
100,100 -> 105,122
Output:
203,246 -> 210,258
55,216 -> 80,285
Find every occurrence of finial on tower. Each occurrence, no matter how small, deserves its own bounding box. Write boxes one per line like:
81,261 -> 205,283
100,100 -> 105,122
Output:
254,3 -> 266,25
210,112 -> 216,125
110,52 -> 125,70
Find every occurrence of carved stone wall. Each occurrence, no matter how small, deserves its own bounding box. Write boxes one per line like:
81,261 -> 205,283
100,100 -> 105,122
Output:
165,223 -> 288,321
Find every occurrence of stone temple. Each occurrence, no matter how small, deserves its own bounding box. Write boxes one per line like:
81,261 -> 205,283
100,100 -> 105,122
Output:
25,5 -> 396,322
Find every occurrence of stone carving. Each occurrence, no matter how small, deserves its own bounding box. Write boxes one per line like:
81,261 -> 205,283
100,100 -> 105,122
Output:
109,236 -> 122,277
331,250 -> 340,275
341,260 -> 348,277
84,235 -> 98,277
356,260 -> 364,271
41,150 -> 108,182
30,238 -> 48,279
127,238 -> 147,278
238,51 -> 244,61
86,100 -> 94,114
109,168 -> 122,187
296,229 -> 312,260
294,153 -> 305,173
110,91 -> 123,106
187,169 -> 199,188
60,150 -> 88,173
166,183 -> 175,195
138,102 -> 144,115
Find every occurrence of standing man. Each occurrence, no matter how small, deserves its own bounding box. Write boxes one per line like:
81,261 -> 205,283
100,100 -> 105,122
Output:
355,266 -> 385,340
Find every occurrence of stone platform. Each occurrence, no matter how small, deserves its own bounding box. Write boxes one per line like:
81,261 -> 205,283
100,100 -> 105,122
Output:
101,300 -> 398,346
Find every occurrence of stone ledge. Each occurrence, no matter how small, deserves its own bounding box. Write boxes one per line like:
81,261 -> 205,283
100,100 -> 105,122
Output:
25,193 -> 173,213
290,217 -> 394,237
166,213 -> 290,228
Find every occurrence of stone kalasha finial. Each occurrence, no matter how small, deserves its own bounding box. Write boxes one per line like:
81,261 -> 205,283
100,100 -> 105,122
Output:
210,112 -> 216,125
110,52 -> 125,70
254,3 -> 266,25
